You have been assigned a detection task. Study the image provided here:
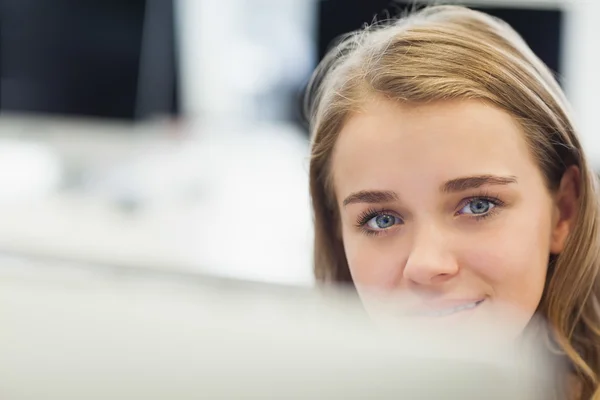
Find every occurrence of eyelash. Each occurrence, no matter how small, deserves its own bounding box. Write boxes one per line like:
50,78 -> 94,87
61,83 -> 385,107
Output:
354,192 -> 505,237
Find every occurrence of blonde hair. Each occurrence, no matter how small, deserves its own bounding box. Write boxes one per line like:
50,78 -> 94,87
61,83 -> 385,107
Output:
306,5 -> 600,399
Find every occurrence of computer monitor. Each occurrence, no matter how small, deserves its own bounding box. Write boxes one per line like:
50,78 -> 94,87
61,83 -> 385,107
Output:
317,1 -> 563,80
0,255 -> 558,399
0,0 -> 178,120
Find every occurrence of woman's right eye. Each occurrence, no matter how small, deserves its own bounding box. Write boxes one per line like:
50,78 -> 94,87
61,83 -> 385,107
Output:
365,214 -> 402,231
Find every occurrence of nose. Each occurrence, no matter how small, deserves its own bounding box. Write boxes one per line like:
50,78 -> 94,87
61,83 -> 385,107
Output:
403,224 -> 459,286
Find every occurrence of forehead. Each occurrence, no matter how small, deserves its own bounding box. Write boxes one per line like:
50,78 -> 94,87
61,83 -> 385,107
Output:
331,98 -> 538,199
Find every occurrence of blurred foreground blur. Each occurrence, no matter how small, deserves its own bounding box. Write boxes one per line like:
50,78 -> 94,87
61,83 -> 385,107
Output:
0,256 -> 559,400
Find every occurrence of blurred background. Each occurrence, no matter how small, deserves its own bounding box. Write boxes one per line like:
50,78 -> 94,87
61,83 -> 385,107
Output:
0,0 -> 598,287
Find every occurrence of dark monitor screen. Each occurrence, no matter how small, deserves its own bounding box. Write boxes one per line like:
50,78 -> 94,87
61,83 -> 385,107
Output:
317,1 -> 563,80
0,0 -> 178,120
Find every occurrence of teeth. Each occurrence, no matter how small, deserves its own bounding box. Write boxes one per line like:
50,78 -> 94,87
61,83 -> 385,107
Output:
422,301 -> 481,317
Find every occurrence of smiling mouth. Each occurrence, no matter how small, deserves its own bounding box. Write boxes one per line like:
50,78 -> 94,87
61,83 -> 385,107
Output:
420,299 -> 485,318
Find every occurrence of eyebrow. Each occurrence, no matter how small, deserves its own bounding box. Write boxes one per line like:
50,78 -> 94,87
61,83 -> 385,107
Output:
441,175 -> 518,193
343,190 -> 399,207
342,175 -> 517,207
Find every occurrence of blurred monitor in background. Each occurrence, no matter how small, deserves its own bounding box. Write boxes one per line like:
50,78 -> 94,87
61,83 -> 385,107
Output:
0,0 -> 178,120
0,1 -> 566,123
318,1 -> 563,80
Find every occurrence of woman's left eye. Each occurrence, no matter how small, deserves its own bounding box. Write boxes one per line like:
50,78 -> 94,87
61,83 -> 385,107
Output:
458,198 -> 496,216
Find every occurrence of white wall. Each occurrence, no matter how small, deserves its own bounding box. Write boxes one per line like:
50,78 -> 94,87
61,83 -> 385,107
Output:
175,0 -> 318,121
561,1 -> 600,168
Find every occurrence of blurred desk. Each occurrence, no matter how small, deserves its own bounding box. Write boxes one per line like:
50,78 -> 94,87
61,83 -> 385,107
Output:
0,115 -> 314,285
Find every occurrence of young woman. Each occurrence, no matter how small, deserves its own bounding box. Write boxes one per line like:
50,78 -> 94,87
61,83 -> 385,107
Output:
306,5 -> 600,399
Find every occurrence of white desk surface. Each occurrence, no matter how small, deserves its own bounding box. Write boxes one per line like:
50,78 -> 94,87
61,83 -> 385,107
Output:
0,115 -> 314,285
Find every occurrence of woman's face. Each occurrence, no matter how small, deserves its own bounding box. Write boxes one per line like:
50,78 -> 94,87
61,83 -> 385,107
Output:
331,98 -> 575,333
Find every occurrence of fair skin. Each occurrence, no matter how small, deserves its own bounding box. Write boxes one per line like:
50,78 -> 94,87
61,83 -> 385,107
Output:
331,97 -> 578,333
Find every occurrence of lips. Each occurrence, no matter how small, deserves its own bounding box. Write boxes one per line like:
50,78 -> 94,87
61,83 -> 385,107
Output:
419,299 -> 485,318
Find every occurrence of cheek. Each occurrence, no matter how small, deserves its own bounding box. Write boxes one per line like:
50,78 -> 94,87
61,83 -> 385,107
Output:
343,234 -> 404,290
463,210 -> 552,308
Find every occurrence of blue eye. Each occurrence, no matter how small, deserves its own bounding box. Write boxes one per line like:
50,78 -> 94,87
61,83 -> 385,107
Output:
459,198 -> 495,215
366,214 -> 401,230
